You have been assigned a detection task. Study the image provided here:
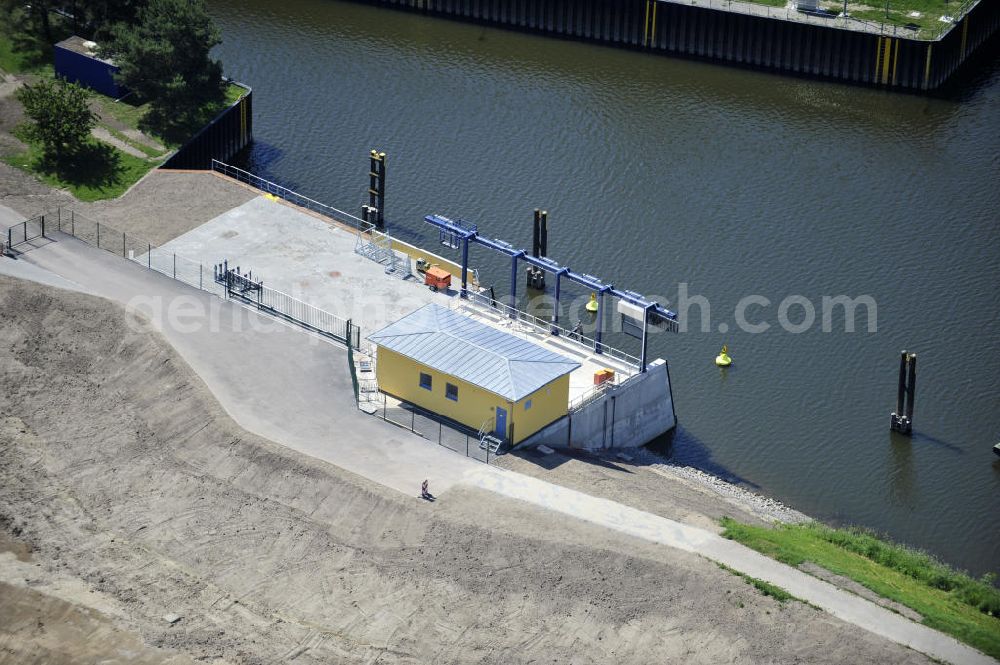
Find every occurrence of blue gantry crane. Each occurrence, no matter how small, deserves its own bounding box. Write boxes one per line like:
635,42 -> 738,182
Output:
424,213 -> 677,373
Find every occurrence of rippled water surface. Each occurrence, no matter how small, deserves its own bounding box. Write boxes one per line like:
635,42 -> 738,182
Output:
207,0 -> 1000,577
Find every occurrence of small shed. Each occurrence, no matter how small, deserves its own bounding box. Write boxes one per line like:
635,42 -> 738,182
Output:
54,36 -> 124,98
369,303 -> 580,444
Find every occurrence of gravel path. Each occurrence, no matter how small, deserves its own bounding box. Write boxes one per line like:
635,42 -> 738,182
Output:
90,127 -> 150,160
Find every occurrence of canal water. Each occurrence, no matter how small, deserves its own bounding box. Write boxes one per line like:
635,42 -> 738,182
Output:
207,0 -> 1000,578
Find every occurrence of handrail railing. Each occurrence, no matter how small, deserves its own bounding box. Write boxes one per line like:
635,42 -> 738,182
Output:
460,289 -> 641,372
568,368 -> 645,412
211,160 -> 368,230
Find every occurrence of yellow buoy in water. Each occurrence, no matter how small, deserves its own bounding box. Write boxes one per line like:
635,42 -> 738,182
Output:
715,344 -> 732,367
586,292 -> 599,313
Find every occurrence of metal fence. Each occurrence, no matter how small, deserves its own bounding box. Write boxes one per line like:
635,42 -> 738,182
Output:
374,392 -> 494,464
41,207 -> 510,466
217,263 -> 359,347
4,215 -> 46,250
51,209 -> 223,295
49,209 -> 361,348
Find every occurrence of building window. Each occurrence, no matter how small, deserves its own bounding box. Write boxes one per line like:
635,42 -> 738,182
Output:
446,383 -> 459,401
524,399 -> 532,411
419,372 -> 432,390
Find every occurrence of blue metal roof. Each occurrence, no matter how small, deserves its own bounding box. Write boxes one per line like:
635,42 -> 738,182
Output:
368,303 -> 580,401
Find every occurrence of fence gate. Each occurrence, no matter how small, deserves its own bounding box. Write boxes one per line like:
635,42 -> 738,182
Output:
5,215 -> 45,250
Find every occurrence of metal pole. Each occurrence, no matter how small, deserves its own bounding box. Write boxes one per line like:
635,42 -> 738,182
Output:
147,243 -> 151,269
905,353 -> 917,425
640,302 -> 653,372
378,152 -> 386,228
509,254 -> 518,319
122,232 -> 126,257
368,150 -> 378,222
40,215 -> 45,239
461,236 -> 470,297
411,410 -> 415,433
97,222 -> 100,248
540,210 -> 548,257
71,210 -> 74,237
532,208 -> 540,257
553,272 -> 562,330
199,264 -> 203,290
595,290 -> 604,354
895,349 -> 907,418
173,253 -> 176,279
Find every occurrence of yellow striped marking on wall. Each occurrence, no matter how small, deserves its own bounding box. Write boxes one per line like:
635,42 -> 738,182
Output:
960,17 -> 969,56
923,43 -> 933,90
643,0 -> 651,47
881,37 -> 893,84
891,39 -> 900,86
240,98 -> 247,142
650,1 -> 658,47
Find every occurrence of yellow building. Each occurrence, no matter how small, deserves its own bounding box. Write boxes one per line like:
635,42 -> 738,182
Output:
369,303 -> 580,445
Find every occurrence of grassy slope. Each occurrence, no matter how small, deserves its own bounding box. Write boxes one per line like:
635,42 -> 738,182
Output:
739,0 -> 970,37
721,518 -> 1000,660
3,127 -> 156,202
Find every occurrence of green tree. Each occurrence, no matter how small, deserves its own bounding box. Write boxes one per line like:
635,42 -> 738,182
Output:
0,0 -> 59,44
105,0 -> 224,138
16,78 -> 96,163
73,0 -> 149,41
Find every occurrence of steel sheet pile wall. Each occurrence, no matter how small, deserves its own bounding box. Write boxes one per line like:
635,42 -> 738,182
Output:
355,0 -> 999,90
162,86 -> 253,170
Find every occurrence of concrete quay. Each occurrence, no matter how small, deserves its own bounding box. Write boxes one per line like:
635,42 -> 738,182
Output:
353,0 -> 1000,90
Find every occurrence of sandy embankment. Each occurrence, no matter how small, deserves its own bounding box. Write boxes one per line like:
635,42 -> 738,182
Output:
0,275 -> 930,664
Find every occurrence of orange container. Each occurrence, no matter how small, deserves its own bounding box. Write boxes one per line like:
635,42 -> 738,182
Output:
593,368 -> 615,385
424,266 -> 452,290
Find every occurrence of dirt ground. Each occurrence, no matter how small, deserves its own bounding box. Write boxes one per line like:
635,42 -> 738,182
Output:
0,164 -> 258,246
497,447 -> 803,533
0,275 -> 931,664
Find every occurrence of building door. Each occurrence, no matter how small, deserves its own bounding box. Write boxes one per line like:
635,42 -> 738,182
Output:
494,407 -> 507,440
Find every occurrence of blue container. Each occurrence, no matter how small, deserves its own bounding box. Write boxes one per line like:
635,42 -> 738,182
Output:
54,36 -> 124,98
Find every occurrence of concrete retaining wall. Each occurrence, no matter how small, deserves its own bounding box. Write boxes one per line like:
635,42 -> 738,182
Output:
521,358 -> 676,451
